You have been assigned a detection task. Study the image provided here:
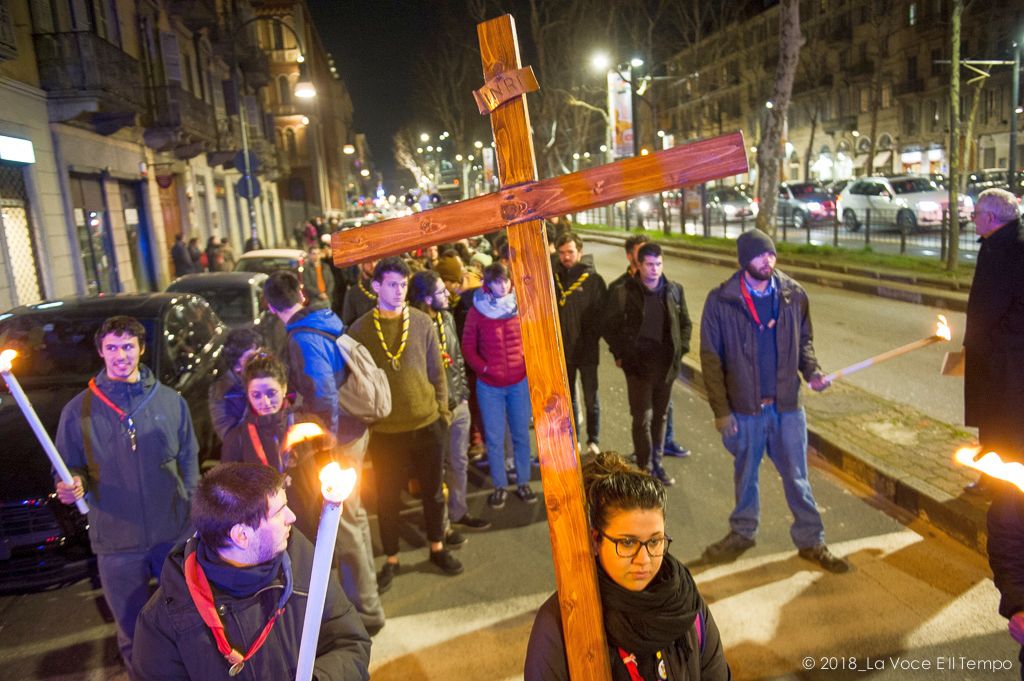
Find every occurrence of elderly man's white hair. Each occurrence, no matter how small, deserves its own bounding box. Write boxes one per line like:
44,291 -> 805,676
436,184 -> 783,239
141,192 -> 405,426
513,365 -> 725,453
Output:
976,188 -> 1020,224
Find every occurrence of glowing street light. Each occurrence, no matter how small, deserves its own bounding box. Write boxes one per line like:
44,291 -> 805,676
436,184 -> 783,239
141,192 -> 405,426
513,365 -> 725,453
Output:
360,168 -> 370,178
343,144 -> 355,155
630,57 -> 644,68
591,52 -> 610,72
474,140 -> 483,149
420,132 -> 430,142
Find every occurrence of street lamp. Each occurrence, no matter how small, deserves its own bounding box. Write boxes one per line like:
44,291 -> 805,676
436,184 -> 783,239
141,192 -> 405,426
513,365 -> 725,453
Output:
343,144 -> 355,155
473,140 -> 483,149
420,132 -> 430,142
230,16 -> 316,248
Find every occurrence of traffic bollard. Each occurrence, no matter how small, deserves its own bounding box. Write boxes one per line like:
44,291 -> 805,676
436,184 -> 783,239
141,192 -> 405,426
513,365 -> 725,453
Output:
865,209 -> 871,247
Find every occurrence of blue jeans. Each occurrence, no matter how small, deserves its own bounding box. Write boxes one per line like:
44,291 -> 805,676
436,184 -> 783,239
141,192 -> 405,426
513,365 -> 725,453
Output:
97,542 -> 174,670
664,399 -> 676,444
477,377 -> 533,488
722,404 -> 825,549
445,400 -> 472,521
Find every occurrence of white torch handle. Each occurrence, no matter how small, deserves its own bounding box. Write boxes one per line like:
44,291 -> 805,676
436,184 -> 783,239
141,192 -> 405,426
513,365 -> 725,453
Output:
294,498 -> 342,681
1,369 -> 89,515
823,336 -> 941,384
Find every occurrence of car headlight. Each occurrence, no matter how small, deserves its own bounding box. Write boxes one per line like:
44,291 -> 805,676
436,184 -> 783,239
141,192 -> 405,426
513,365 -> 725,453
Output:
916,201 -> 940,212
723,204 -> 737,215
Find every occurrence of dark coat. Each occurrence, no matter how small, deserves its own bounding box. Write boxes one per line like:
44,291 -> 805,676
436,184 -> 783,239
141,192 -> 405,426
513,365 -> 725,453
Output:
433,309 -> 469,408
208,371 -> 247,442
302,258 -> 336,303
55,367 -> 199,554
987,488 -> 1024,664
700,270 -> 820,418
133,533 -> 371,681
341,276 -> 377,326
171,240 -> 195,277
963,218 -> 1024,459
603,274 -> 692,384
554,261 -> 607,367
524,591 -> 730,681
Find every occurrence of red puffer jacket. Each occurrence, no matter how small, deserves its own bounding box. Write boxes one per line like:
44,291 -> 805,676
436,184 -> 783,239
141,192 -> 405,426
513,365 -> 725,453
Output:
461,305 -> 527,387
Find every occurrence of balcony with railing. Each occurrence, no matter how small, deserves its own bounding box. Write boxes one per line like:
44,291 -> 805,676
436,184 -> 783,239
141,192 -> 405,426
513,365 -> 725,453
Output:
894,79 -> 925,96
144,83 -> 216,151
33,31 -> 145,127
165,0 -> 217,33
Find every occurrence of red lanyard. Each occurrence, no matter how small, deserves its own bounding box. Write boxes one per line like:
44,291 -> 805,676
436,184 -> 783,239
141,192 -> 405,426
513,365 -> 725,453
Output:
88,378 -> 156,451
740,279 -> 776,331
247,423 -> 270,467
184,547 -> 288,676
617,648 -> 645,681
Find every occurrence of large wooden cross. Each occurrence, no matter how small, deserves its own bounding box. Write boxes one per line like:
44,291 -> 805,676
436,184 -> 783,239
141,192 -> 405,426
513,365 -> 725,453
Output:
332,15 -> 747,679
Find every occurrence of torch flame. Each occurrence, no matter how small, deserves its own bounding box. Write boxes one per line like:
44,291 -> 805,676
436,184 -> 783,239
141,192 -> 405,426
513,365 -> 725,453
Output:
0,349 -> 17,373
954,446 -> 1024,494
284,422 -> 325,451
319,461 -> 357,504
934,315 -> 951,342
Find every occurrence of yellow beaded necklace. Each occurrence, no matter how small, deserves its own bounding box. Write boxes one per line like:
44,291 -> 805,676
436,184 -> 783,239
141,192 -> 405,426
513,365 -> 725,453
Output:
435,313 -> 453,368
556,271 -> 590,307
373,305 -> 409,370
358,277 -> 378,301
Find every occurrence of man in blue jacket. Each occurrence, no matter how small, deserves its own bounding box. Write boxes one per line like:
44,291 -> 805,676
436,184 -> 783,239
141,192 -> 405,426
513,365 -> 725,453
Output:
265,270 -> 384,634
55,316 -> 199,672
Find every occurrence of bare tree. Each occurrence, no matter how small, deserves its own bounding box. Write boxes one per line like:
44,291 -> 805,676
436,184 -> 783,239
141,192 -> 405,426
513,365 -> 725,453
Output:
947,0 -> 963,270
393,128 -> 431,190
756,0 -> 803,235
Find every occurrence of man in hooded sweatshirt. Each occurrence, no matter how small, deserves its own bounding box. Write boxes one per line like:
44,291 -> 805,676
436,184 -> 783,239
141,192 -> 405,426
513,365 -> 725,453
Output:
603,242 -> 691,487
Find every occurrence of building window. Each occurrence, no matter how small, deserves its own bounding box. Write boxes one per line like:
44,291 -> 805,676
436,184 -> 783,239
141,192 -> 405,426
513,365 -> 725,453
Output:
860,87 -> 870,113
907,55 -> 917,81
272,21 -> 285,50
278,75 -> 291,105
908,2 -> 917,25
881,83 -> 892,109
285,128 -> 297,162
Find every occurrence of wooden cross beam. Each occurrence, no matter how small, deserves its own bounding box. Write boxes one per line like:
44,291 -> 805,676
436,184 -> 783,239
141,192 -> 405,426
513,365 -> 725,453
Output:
331,15 -> 746,679
331,131 -> 746,265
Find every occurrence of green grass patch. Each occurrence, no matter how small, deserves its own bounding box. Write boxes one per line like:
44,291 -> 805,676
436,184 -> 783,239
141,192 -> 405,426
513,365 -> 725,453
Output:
576,222 -> 975,282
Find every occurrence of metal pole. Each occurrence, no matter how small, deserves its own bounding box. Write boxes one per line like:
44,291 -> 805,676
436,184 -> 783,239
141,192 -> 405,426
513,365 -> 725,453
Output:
1010,40 -> 1020,189
233,49 -> 258,246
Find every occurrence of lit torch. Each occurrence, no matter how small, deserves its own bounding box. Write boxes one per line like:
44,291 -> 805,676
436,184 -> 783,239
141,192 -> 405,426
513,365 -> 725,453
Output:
954,447 -> 1024,494
0,349 -> 88,515
294,456 -> 357,681
823,315 -> 952,384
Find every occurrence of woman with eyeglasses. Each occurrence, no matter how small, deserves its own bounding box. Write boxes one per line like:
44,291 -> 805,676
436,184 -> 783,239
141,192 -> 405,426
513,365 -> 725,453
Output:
524,451 -> 730,680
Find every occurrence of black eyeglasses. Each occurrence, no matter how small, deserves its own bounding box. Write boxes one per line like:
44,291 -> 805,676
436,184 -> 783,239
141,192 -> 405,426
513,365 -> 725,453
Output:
600,532 -> 672,558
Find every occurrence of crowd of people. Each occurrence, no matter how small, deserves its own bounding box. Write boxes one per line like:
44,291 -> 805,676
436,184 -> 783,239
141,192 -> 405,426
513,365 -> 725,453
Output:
49,187 -> 1024,679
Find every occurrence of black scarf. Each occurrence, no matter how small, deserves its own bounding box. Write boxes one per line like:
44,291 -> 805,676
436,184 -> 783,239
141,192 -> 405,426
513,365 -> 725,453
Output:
599,552 -> 700,656
637,277 -> 667,343
197,539 -> 285,599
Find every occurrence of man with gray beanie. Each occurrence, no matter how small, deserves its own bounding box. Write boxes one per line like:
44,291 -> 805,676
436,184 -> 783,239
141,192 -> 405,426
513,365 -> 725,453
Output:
699,229 -> 849,573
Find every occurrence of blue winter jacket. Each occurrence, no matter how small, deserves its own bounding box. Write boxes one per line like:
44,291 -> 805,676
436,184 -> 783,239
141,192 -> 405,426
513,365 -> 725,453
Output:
285,305 -> 363,443
55,366 -> 199,554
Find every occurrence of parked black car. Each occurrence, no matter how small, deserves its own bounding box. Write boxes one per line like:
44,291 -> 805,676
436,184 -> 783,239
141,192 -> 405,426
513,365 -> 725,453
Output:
0,293 -> 226,591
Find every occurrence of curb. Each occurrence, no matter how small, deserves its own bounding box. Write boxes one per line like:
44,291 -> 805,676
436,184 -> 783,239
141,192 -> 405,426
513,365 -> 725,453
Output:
676,356 -> 989,556
579,231 -> 970,312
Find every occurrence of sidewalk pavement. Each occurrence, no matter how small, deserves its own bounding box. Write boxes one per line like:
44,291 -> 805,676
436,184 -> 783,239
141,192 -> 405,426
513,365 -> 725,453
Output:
581,229 -> 991,555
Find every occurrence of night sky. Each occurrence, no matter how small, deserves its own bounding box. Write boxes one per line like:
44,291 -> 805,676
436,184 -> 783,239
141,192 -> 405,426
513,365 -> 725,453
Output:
307,1 -> 449,190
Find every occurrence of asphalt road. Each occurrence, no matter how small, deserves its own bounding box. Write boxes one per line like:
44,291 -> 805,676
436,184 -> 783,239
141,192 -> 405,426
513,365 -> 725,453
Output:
586,240 -> 967,428
0,253 -> 1008,681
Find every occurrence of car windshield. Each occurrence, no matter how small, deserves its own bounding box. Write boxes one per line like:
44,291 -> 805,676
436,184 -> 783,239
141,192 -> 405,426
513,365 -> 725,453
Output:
234,257 -> 298,275
891,178 -> 938,194
178,289 -> 253,326
0,316 -> 158,384
789,183 -> 829,198
715,188 -> 749,202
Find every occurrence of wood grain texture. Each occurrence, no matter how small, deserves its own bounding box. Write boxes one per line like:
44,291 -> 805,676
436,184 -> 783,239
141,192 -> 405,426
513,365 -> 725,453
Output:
472,65 -> 540,114
330,131 -> 747,267
478,14 -> 612,681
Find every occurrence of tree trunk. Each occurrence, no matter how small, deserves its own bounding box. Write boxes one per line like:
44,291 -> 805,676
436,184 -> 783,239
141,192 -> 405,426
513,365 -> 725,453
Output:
756,0 -> 802,236
803,108 -> 818,180
963,73 -> 989,172
947,0 -> 962,270
867,74 -> 881,176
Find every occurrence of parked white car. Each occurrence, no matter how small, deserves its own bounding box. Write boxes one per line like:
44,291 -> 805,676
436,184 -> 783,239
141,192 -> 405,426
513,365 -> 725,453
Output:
837,175 -> 973,233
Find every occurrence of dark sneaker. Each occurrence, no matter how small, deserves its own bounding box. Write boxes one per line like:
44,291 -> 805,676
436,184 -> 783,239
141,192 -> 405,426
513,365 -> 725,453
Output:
487,488 -> 507,509
430,549 -> 464,575
663,441 -> 691,457
377,562 -> 400,593
445,528 -> 466,547
453,513 -> 492,530
798,545 -> 851,573
467,442 -> 485,461
516,484 -> 538,504
703,531 -> 756,561
651,466 -> 676,487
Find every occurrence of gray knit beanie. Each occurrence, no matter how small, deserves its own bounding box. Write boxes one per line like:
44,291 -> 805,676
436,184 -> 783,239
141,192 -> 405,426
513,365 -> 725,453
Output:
736,229 -> 776,268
